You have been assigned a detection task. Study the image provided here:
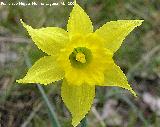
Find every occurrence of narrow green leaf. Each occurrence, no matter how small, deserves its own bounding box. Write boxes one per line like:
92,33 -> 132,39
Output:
24,52 -> 61,127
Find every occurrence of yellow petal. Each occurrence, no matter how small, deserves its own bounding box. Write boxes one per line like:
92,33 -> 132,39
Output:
99,62 -> 136,96
61,80 -> 95,126
17,56 -> 64,85
67,3 -> 93,36
20,19 -> 69,56
95,20 -> 143,53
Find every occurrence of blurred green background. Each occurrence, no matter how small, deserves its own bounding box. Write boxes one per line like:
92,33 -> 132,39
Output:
0,0 -> 160,127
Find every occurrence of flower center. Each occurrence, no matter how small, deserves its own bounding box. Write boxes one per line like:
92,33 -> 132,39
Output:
76,52 -> 86,63
69,47 -> 92,68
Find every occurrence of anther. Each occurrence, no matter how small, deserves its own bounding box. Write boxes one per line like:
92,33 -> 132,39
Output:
76,52 -> 86,63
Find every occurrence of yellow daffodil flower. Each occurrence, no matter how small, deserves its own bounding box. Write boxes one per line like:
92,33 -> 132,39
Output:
17,1 -> 143,126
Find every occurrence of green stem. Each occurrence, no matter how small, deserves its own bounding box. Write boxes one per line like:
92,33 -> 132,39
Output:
37,84 -> 60,127
81,117 -> 87,127
24,52 -> 60,127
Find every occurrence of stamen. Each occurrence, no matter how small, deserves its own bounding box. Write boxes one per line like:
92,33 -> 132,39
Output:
76,52 -> 86,63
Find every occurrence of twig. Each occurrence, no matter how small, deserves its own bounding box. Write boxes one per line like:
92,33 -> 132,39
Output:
23,52 -> 61,127
127,45 -> 160,81
118,95 -> 149,127
91,107 -> 106,127
20,85 -> 57,127
37,84 -> 60,127
21,102 -> 43,127
0,36 -> 30,43
125,4 -> 153,24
